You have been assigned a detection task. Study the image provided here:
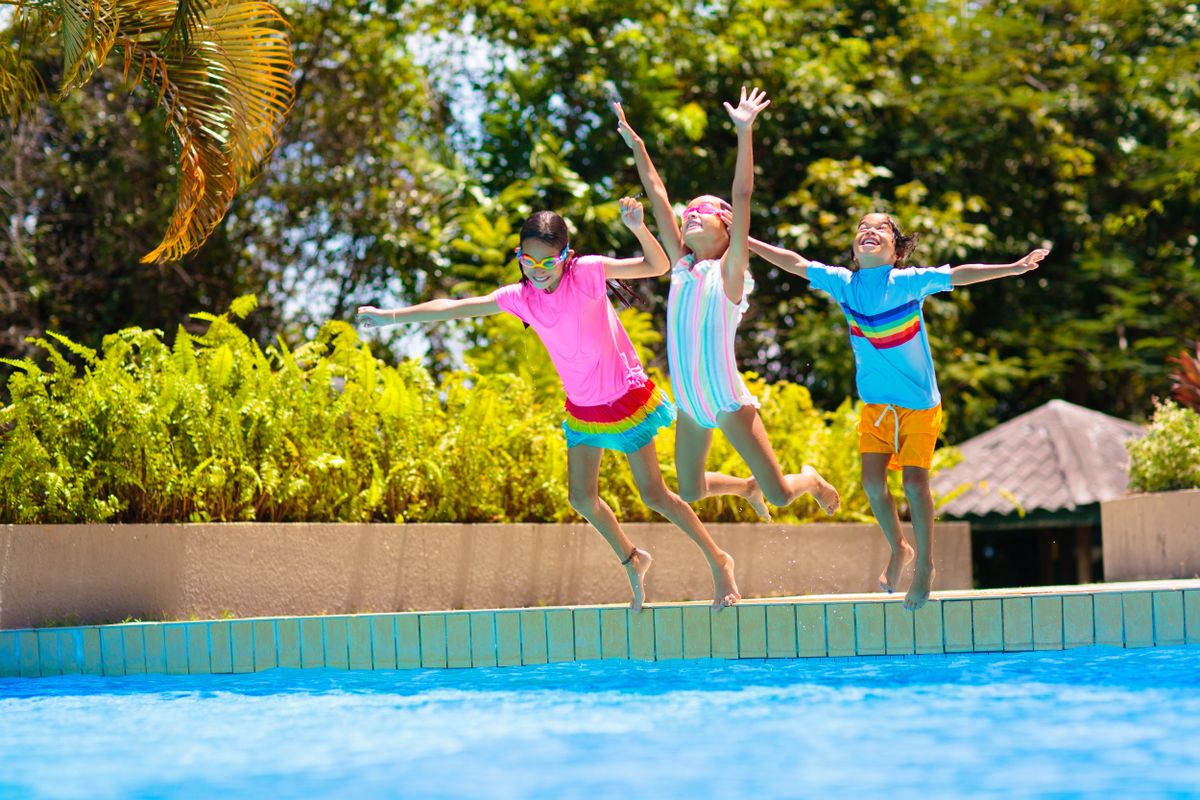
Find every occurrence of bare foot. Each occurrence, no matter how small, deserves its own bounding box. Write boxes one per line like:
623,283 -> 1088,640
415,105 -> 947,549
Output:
879,539 -> 915,594
625,548 -> 652,613
744,477 -> 771,521
802,465 -> 841,515
710,553 -> 741,609
904,564 -> 935,611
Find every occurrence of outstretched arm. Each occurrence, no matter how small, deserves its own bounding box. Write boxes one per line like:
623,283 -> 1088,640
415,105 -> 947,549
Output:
950,248 -> 1049,286
357,293 -> 502,328
613,101 -> 684,265
603,197 -> 672,280
721,86 -> 770,305
747,236 -> 815,279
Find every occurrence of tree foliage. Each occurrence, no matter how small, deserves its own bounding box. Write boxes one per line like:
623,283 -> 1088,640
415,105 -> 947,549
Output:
3,0 -> 1198,446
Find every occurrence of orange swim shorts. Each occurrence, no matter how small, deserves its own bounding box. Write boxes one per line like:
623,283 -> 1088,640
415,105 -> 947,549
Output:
858,403 -> 943,471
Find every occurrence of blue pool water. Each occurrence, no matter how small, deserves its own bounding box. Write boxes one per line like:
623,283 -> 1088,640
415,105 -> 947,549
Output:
2,647 -> 1199,799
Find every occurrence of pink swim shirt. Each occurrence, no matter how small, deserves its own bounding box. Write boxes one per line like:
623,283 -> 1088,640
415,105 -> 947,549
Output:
492,256 -> 647,406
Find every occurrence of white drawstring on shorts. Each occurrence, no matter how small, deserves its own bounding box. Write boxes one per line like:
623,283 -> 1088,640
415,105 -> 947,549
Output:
874,404 -> 900,454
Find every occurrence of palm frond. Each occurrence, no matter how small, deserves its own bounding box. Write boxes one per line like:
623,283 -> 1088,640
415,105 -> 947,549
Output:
0,41 -> 45,120
58,0 -> 120,95
1,5 -> 56,119
1,0 -> 294,262
113,0 -> 294,263
161,0 -> 209,50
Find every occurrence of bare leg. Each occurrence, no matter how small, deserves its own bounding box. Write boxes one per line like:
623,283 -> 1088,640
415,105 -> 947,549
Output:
718,405 -> 841,514
567,445 -> 652,612
626,440 -> 740,608
902,466 -> 936,610
675,409 -> 770,520
861,452 -> 914,594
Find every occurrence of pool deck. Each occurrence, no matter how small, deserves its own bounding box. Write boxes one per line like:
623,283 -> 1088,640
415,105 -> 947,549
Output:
3,580 -> 1198,678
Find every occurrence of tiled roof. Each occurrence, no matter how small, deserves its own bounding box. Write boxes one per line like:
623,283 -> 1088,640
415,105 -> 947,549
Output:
933,399 -> 1144,519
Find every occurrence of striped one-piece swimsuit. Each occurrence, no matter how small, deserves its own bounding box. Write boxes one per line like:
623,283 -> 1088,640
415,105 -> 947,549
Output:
666,256 -> 759,428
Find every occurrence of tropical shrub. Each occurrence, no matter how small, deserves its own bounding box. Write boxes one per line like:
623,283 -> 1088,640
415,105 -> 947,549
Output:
1127,400 -> 1200,494
0,299 -> 950,524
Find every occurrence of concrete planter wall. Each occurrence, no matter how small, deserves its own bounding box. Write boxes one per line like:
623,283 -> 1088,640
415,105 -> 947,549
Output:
1102,489 -> 1200,581
0,522 -> 971,630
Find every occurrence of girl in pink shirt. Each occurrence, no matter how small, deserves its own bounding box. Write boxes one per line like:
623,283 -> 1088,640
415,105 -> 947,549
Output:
357,199 -> 741,611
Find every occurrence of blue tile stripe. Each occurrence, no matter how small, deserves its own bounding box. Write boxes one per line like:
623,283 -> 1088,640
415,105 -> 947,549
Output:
2,586 -> 1196,678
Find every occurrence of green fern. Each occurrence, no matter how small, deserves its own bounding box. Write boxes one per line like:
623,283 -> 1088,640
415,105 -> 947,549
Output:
0,299 -> 956,524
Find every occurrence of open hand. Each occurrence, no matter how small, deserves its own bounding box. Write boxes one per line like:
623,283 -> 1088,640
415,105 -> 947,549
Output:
723,86 -> 770,131
619,196 -> 644,229
613,102 -> 641,148
356,306 -> 389,329
1014,248 -> 1050,274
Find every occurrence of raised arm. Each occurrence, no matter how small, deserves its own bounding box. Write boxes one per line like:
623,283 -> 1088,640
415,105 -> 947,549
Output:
602,197 -> 672,280
721,86 -> 770,304
950,248 -> 1049,286
356,293 -> 502,328
747,236 -> 815,279
613,102 -> 684,265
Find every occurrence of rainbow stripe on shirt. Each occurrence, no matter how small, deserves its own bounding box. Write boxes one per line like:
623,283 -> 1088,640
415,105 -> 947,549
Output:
843,299 -> 922,349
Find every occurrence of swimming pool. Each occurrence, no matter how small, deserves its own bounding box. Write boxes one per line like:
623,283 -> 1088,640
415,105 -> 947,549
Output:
2,646 -> 1197,799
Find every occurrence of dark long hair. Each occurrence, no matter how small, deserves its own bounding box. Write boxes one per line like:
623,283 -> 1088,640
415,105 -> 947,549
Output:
517,211 -> 639,308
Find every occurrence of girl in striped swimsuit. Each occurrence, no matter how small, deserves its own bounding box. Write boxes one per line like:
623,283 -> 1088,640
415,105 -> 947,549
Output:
614,88 -> 841,520
357,200 -> 742,611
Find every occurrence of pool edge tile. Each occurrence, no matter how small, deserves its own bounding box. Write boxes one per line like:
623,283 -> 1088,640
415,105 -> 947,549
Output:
914,602 -> 944,655
230,621 -> 255,674
348,616 -> 374,671
546,609 -> 575,663
1063,594 -> 1095,649
252,620 -> 278,672
495,611 -> 522,667
1152,591 -> 1185,647
766,605 -> 798,659
854,603 -> 886,656
572,609 -> 601,662
418,614 -> 447,669
653,607 -> 684,661
1032,596 -> 1064,651
710,606 -> 739,659
738,605 -> 767,659
1093,593 -> 1124,648
444,613 -> 472,669
796,604 -> 828,658
943,600 -> 973,653
36,629 -> 61,677
600,608 -> 630,660
884,602 -> 915,655
682,606 -> 712,659
519,609 -> 549,666
971,599 -> 1002,652
1122,592 -> 1154,649
1002,597 -> 1033,652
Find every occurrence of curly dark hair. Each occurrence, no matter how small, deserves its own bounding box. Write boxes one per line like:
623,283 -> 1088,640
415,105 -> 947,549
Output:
848,213 -> 919,269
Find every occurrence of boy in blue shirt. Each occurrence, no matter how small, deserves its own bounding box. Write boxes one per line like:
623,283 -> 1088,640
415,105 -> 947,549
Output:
751,213 -> 1048,609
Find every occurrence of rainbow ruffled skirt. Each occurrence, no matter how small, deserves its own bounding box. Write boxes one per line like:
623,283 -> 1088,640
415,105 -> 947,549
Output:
563,379 -> 676,453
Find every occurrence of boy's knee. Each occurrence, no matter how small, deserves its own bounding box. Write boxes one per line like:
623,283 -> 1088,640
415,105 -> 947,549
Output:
862,476 -> 890,499
902,470 -> 931,496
